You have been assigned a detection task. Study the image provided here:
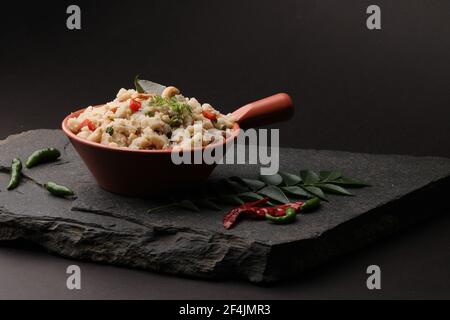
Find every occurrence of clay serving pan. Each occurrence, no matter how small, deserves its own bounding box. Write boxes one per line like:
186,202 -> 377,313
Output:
62,93 -> 293,197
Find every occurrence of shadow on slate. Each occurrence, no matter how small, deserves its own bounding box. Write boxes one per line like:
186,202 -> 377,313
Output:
0,130 -> 449,283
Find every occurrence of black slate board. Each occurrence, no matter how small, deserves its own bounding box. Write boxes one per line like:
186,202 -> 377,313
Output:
1,130 -> 449,283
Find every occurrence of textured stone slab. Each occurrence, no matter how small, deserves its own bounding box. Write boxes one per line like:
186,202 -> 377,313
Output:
0,130 -> 449,282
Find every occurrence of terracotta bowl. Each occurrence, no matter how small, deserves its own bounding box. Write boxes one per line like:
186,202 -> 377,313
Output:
62,93 -> 293,197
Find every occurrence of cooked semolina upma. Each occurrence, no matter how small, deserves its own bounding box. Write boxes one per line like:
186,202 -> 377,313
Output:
67,86 -> 235,150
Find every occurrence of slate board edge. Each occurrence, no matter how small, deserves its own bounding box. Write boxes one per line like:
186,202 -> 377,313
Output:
0,206 -> 273,283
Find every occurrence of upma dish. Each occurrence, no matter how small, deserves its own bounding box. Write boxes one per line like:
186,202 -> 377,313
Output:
67,86 -> 235,150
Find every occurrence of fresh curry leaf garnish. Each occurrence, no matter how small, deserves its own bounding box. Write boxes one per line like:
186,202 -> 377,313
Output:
218,195 -> 245,206
279,171 -> 302,186
225,179 -> 249,193
301,186 -> 328,201
258,185 -> 290,204
300,170 -> 320,185
234,177 -> 266,191
317,183 -> 353,196
282,186 -> 312,199
319,170 -> 342,182
259,173 -> 283,186
147,169 -> 369,213
331,177 -> 371,187
238,192 -> 265,201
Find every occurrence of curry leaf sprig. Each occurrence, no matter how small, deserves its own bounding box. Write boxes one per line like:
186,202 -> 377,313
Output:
147,169 -> 370,213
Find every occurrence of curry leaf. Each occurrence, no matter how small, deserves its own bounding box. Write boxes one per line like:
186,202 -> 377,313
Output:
134,75 -> 145,93
282,186 -> 313,198
317,184 -> 353,196
319,170 -> 342,182
225,179 -> 249,193
300,170 -> 320,185
232,177 -> 266,191
332,178 -> 370,188
279,171 -> 302,186
258,186 -> 290,204
238,192 -> 265,201
259,173 -> 283,186
218,195 -> 244,205
301,186 -> 328,201
148,168 -> 369,213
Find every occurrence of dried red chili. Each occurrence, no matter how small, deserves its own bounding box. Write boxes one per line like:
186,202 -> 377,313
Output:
223,198 -> 270,229
223,199 -> 305,229
260,201 -> 305,217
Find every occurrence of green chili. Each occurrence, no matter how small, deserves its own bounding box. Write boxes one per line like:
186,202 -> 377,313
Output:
105,127 -> 114,135
7,158 -> 22,190
45,181 -> 75,197
265,207 -> 297,224
26,148 -> 61,168
301,197 -> 321,213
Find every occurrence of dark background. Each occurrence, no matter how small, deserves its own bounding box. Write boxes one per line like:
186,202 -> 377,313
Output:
0,0 -> 449,299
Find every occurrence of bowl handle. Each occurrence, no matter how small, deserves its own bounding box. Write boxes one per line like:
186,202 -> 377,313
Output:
232,93 -> 294,128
